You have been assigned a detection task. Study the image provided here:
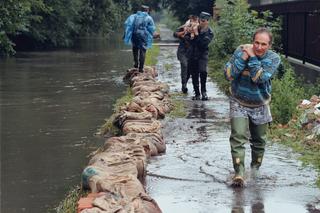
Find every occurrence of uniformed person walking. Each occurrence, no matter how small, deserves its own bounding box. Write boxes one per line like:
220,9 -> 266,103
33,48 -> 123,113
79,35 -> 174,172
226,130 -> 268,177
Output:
173,18 -> 194,93
185,12 -> 213,100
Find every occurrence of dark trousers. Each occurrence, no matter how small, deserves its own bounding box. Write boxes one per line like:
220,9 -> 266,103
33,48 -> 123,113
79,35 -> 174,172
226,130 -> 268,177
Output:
178,53 -> 190,85
132,46 -> 146,70
188,58 -> 208,96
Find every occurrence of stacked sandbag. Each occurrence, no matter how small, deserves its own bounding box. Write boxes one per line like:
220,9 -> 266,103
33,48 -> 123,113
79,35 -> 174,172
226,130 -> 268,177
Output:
78,66 -> 172,213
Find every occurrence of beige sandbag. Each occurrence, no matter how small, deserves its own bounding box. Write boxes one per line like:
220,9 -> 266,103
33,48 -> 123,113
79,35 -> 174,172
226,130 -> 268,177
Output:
123,101 -> 144,113
135,194 -> 162,213
80,207 -> 108,213
144,104 -> 159,118
138,91 -> 168,101
103,136 -> 149,160
92,192 -> 134,213
130,97 -> 163,118
132,95 -> 167,112
131,75 -> 155,85
143,66 -> 157,78
122,120 -> 162,134
89,152 -> 139,178
132,79 -> 156,88
102,138 -> 148,178
89,179 -> 162,213
104,136 -> 153,158
113,110 -> 153,129
96,175 -> 145,200
132,83 -> 169,96
132,85 -> 162,96
126,132 -> 166,154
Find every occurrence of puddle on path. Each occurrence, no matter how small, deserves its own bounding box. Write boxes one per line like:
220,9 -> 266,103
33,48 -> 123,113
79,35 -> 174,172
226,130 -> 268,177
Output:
145,24 -> 320,213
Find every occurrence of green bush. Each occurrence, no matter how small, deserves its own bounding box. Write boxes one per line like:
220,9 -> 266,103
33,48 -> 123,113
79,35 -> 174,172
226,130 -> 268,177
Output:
0,0 -> 162,56
270,56 -> 305,124
209,0 -> 281,60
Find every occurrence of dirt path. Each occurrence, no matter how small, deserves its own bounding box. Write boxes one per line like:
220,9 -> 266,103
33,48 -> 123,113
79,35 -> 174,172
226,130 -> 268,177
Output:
145,24 -> 320,213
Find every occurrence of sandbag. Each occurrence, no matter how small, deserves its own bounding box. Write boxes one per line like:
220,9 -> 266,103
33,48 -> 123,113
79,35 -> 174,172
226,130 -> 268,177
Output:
122,120 -> 162,134
132,83 -> 169,96
113,110 -> 153,129
122,101 -> 144,113
92,192 -> 134,213
132,80 -> 156,88
126,132 -> 166,154
102,137 -> 148,177
96,175 -> 145,200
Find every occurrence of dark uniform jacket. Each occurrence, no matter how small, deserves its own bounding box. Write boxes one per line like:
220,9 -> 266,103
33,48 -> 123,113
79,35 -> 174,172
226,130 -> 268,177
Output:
185,27 -> 214,60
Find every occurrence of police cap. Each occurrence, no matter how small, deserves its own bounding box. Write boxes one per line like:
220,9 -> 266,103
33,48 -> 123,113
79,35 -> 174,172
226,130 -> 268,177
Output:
199,12 -> 211,20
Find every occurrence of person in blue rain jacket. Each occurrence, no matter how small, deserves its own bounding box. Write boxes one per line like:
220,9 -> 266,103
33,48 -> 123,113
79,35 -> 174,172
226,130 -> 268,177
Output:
124,5 -> 155,72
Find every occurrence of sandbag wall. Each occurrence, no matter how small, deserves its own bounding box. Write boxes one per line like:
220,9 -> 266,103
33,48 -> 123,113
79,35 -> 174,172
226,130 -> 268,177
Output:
77,66 -> 173,213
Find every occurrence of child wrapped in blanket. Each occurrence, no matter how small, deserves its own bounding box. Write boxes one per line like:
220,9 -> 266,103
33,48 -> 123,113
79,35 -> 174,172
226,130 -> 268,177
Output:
183,15 -> 199,39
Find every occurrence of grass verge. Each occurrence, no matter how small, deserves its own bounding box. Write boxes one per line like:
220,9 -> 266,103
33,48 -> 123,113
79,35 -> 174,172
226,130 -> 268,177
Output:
54,186 -> 88,213
145,44 -> 160,66
168,93 -> 188,118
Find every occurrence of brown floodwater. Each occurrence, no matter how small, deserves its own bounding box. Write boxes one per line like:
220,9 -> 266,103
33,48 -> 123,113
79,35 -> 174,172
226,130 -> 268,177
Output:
145,24 -> 320,213
0,34 -> 132,213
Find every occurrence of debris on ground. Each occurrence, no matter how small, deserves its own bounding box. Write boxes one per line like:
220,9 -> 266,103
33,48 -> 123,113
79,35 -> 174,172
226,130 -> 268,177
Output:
297,95 -> 320,143
278,95 -> 320,146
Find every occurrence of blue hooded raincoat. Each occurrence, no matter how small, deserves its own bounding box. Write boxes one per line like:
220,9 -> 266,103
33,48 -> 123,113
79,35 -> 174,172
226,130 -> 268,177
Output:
123,11 -> 155,49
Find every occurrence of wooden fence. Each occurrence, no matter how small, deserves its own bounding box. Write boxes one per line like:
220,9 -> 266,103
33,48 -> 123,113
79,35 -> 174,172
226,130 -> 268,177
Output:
251,0 -> 320,66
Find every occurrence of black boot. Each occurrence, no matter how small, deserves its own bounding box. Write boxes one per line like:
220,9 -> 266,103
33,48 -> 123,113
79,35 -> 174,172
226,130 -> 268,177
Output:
192,88 -> 201,100
192,95 -> 201,100
181,83 -> 188,94
202,92 -> 208,101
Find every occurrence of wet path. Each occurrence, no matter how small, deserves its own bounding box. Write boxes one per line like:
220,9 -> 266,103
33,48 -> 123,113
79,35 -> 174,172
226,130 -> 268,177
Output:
146,24 -> 320,213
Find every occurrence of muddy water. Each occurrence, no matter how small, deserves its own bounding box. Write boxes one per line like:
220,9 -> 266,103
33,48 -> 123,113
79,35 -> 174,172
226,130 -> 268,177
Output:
0,34 -> 132,213
146,25 -> 320,212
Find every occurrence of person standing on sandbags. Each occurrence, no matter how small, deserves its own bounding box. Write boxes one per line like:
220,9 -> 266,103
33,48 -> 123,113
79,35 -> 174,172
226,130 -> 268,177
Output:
123,5 -> 156,73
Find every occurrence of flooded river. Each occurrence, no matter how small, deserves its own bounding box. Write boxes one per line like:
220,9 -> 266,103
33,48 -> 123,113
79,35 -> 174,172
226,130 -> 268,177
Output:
0,34 -> 132,212
146,25 -> 320,213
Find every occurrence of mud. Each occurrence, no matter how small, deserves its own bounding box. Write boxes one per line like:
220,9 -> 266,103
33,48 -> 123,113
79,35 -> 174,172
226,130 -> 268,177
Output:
146,24 -> 320,213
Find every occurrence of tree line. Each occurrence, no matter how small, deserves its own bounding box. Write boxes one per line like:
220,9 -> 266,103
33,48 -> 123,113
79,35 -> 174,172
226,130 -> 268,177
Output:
0,0 -> 214,57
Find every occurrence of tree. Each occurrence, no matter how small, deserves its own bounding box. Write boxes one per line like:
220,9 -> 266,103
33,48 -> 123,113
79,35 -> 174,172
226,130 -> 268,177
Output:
0,0 -> 162,56
80,0 -> 121,36
165,0 -> 215,22
0,0 -> 47,56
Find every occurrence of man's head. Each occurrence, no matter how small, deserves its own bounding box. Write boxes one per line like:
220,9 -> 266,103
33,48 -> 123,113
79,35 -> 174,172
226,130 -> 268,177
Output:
141,5 -> 150,12
252,27 -> 272,57
199,12 -> 211,27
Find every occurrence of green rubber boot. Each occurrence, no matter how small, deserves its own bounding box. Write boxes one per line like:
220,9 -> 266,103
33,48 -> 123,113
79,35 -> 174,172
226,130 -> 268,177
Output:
249,120 -> 268,170
230,117 -> 248,186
